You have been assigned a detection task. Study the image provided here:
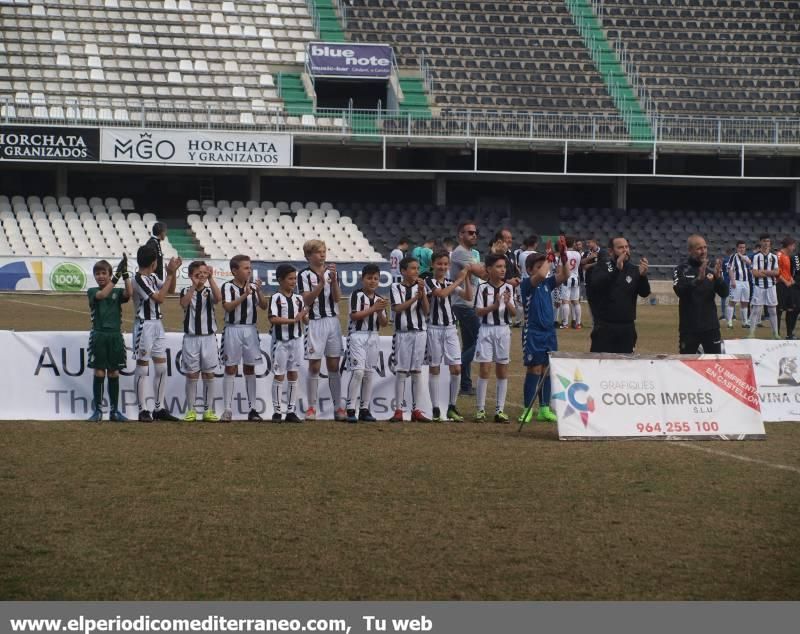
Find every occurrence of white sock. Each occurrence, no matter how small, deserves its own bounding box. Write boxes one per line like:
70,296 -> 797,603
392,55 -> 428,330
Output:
271,379 -> 282,414
449,373 -> 459,407
328,370 -> 342,412
429,372 -> 440,412
346,369 -> 364,411
245,374 -> 256,410
307,371 -> 319,410
202,378 -> 214,412
223,373 -> 234,411
496,378 -> 508,413
573,303 -> 582,326
768,306 -> 778,335
153,362 -> 167,410
287,381 -> 297,413
741,306 -> 749,325
395,371 -> 408,411
185,378 -> 198,412
749,305 -> 763,334
360,370 -> 374,411
560,304 -> 570,326
725,304 -> 735,323
411,372 -> 423,410
477,377 -> 488,410
135,364 -> 149,411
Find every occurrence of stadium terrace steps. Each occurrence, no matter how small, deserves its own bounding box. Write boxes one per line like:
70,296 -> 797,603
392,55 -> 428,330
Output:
279,72 -> 315,115
564,0 -> 653,142
311,0 -> 347,42
397,77 -> 433,117
168,228 -> 204,260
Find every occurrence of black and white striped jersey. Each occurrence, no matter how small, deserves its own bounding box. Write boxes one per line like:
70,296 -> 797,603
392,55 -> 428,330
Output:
348,290 -> 384,333
297,268 -> 339,319
390,282 -> 427,332
752,252 -> 779,289
269,291 -> 304,341
133,273 -> 163,321
180,286 -> 218,335
425,277 -> 457,327
474,281 -> 515,326
729,253 -> 751,282
221,280 -> 260,325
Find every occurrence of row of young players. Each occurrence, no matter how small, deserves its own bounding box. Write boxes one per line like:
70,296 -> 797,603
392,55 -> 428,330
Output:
87,240 -> 528,423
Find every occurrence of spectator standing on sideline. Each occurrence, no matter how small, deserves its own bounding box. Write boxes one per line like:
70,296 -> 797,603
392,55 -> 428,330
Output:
411,238 -> 436,277
390,238 -> 409,284
145,221 -> 168,281
588,236 -> 650,353
673,235 -> 729,353
750,235 -> 780,339
450,220 -> 487,395
777,237 -> 797,338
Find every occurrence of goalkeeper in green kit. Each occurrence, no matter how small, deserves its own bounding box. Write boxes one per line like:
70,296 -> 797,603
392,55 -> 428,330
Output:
87,255 -> 132,421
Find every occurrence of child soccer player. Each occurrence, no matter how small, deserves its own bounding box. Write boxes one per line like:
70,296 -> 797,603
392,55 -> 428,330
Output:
519,249 -> 570,424
559,236 -> 583,329
473,253 -> 516,422
389,256 -> 431,422
426,250 -> 472,422
268,264 -> 307,423
297,240 -> 345,421
390,237 -> 409,283
750,235 -> 780,339
345,263 -> 388,423
220,254 -> 269,421
87,257 -> 132,422
133,246 -> 182,422
179,261 -> 222,422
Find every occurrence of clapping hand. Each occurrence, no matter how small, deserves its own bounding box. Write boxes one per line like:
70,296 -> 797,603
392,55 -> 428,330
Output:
638,257 -> 649,277
713,258 -> 722,279
166,256 -> 182,275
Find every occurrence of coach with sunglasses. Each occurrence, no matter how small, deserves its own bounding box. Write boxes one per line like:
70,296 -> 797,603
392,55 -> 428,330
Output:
450,220 -> 488,395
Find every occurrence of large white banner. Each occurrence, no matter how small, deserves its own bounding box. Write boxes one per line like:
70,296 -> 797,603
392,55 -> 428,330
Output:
549,353 -> 765,440
100,128 -> 292,167
725,339 -> 800,422
0,257 -> 233,292
0,331 -> 448,421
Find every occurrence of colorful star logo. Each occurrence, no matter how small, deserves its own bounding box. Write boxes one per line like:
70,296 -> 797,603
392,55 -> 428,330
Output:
552,368 -> 595,427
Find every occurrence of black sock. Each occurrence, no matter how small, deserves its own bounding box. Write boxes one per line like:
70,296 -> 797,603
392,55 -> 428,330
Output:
108,376 -> 120,410
788,312 -> 799,338
93,376 -> 104,410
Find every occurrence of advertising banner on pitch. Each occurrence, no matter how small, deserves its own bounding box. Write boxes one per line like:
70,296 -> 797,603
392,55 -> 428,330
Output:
307,42 -> 394,79
725,338 -> 800,421
100,128 -> 291,167
252,261 -> 391,294
0,125 -> 99,162
549,353 -> 765,440
0,331 -> 447,421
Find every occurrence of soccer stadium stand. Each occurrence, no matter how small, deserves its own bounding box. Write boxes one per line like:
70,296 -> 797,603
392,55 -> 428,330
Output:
599,0 -> 800,115
187,199 -> 385,262
346,1 -> 620,114
0,195 -> 177,259
0,0 -> 316,123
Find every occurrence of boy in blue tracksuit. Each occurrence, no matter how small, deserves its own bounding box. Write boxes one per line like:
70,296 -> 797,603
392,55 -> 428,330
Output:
519,250 -> 569,423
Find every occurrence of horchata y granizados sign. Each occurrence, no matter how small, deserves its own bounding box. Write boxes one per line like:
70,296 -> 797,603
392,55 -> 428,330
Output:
549,352 -> 765,440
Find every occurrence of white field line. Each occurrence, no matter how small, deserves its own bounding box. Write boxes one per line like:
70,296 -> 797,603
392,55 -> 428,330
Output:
674,442 -> 800,475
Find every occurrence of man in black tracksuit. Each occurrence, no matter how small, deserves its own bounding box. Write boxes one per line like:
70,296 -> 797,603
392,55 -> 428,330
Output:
589,236 -> 651,353
673,234 -> 729,354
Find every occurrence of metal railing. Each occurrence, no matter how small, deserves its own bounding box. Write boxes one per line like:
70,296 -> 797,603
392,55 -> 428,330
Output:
334,0 -> 349,29
304,0 -> 321,36
419,52 -> 435,95
1,96 -> 799,146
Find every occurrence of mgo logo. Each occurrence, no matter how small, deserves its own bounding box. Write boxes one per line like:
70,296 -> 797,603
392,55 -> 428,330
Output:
113,132 -> 176,161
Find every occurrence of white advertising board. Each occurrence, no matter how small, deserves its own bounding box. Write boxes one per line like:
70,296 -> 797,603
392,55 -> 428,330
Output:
549,353 -> 765,440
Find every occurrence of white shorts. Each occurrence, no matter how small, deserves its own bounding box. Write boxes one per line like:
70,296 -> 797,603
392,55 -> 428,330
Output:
221,324 -> 263,366
270,337 -> 303,376
181,334 -> 219,373
304,316 -> 343,360
561,281 -> 580,301
751,286 -> 778,307
345,331 -> 379,370
133,319 -> 166,361
474,325 -> 511,364
729,281 -> 751,303
392,330 -> 427,372
427,325 -> 461,367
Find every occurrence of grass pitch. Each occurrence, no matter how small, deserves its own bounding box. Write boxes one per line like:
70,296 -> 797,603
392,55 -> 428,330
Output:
0,293 -> 799,600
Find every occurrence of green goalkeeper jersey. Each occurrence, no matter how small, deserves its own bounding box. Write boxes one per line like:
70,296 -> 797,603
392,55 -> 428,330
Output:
88,286 -> 128,332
